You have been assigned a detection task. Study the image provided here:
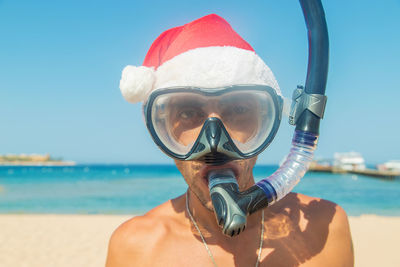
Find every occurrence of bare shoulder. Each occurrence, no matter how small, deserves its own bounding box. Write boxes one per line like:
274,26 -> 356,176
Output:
297,194 -> 355,267
277,192 -> 351,226
105,212 -> 163,267
294,193 -> 353,239
266,192 -> 354,266
105,197 -> 185,267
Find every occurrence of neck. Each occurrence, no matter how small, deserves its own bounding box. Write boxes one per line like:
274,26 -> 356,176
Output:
186,189 -> 263,241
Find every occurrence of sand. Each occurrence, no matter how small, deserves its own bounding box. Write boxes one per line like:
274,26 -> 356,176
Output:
0,214 -> 398,267
0,214 -> 131,267
349,215 -> 400,267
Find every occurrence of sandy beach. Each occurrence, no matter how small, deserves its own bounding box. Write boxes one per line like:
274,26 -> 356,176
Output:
0,214 -> 398,267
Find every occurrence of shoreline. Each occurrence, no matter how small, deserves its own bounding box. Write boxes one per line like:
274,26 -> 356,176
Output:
0,214 -> 398,267
0,161 -> 76,166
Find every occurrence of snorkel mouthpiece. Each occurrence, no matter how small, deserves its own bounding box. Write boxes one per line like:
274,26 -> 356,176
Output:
208,170 -> 273,237
208,170 -> 247,236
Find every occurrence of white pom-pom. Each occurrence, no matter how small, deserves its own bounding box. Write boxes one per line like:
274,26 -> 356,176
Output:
119,65 -> 155,103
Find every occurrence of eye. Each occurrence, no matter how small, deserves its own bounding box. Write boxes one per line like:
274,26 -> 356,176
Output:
180,110 -> 195,119
178,109 -> 205,120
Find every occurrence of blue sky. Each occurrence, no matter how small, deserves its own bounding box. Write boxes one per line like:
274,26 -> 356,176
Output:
1,0 -> 399,164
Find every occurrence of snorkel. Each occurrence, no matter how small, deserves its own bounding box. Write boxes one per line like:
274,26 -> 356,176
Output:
206,0 -> 329,236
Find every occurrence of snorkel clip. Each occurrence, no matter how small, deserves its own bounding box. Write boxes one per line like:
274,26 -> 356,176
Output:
289,85 -> 327,126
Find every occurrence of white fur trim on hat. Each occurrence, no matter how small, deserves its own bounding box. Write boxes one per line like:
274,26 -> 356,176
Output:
119,65 -> 155,103
155,46 -> 281,95
119,46 -> 281,103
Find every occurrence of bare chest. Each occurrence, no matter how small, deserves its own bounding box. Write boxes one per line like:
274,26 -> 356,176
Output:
144,231 -> 328,267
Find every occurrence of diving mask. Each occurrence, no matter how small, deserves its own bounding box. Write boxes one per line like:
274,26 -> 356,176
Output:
144,85 -> 283,165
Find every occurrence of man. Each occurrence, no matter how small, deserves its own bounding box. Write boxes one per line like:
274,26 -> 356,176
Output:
106,14 -> 353,267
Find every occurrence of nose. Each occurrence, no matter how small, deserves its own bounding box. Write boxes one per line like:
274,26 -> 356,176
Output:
208,112 -> 223,120
204,99 -> 222,120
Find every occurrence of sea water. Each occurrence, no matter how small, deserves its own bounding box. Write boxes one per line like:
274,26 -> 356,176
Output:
0,165 -> 399,216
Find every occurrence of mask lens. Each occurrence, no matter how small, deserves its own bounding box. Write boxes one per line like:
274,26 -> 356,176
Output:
151,93 -> 206,155
167,94 -> 208,146
149,87 -> 279,157
219,91 -> 275,154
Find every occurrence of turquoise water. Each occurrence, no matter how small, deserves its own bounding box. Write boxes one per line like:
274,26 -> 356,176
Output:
0,165 -> 399,216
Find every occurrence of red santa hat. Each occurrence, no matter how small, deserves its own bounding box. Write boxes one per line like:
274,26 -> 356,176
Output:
120,14 -> 281,103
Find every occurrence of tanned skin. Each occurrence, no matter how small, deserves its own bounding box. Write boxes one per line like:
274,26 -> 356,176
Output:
106,157 -> 354,267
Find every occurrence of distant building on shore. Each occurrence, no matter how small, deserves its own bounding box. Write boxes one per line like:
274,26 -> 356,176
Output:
309,152 -> 400,179
333,152 -> 366,171
377,160 -> 400,172
0,153 -> 75,166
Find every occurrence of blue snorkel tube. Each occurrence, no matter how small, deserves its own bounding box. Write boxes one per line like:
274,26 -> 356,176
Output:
208,0 -> 329,236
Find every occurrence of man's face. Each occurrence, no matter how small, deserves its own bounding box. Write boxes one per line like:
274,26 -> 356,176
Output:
175,157 -> 257,211
169,92 -> 260,211
147,88 -> 266,210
